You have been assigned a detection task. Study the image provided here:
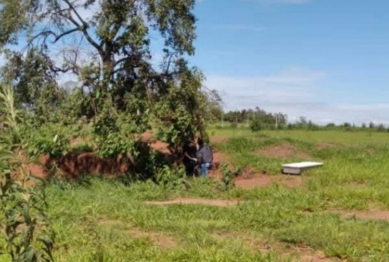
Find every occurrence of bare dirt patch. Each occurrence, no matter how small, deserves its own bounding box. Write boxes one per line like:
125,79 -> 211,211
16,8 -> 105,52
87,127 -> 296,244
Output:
317,142 -> 337,150
235,171 -> 304,190
330,210 -> 389,221
128,228 -> 177,248
144,198 -> 240,207
213,232 -> 274,253
210,136 -> 229,144
208,149 -> 232,179
256,143 -> 312,160
213,232 -> 333,262
298,253 -> 333,262
140,131 -> 155,142
98,219 -> 176,248
70,137 -> 86,148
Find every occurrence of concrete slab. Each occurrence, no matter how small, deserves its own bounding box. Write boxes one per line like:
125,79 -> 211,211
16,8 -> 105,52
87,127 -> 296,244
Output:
282,161 -> 323,175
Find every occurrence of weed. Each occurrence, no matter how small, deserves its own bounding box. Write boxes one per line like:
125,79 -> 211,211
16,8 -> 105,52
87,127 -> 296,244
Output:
220,163 -> 241,191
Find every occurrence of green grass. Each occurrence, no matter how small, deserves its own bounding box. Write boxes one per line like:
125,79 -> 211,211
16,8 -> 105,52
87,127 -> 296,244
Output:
5,129 -> 389,261
42,177 -> 389,261
209,127 -> 389,146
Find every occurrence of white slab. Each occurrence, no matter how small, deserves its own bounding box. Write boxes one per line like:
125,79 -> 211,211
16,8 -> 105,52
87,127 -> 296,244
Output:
282,161 -> 323,175
282,161 -> 323,168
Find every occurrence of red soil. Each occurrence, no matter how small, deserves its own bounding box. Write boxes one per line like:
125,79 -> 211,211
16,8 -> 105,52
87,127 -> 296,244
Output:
26,132 -> 168,180
235,169 -> 303,190
256,143 -> 312,160
25,133 -> 307,190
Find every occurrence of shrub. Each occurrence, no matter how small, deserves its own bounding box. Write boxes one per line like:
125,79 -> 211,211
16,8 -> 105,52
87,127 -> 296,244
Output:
249,117 -> 262,132
220,163 -> 241,191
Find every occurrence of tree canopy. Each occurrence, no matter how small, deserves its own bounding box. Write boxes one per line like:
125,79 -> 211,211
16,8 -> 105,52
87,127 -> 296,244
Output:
0,0 -> 219,156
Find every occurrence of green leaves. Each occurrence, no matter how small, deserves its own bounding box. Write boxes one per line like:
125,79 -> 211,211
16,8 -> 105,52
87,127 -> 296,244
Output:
0,84 -> 55,262
0,0 -> 31,46
250,117 -> 262,132
220,163 -> 241,191
26,125 -> 70,157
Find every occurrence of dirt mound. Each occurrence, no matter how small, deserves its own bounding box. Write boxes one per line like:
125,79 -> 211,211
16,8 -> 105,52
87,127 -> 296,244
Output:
256,143 -> 312,160
26,132 -> 234,180
26,132 -> 172,180
27,153 -> 129,180
56,153 -> 129,179
144,198 -> 240,207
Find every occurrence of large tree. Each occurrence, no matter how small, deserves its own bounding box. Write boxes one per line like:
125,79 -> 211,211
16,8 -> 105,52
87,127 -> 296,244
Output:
0,0 -> 212,155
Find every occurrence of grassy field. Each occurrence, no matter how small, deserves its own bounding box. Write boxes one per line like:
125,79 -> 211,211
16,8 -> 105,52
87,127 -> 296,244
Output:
11,129 -> 389,261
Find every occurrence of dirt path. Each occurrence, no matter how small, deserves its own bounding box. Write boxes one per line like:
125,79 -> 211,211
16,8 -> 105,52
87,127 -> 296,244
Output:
144,198 -> 241,207
213,232 -> 333,262
330,210 -> 389,221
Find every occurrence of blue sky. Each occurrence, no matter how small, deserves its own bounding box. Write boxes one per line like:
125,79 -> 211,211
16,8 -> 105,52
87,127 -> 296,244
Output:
0,0 -> 388,125
189,0 -> 389,124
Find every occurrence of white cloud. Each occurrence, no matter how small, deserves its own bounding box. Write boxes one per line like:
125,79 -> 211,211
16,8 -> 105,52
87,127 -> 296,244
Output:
204,66 -> 324,108
203,67 -> 389,125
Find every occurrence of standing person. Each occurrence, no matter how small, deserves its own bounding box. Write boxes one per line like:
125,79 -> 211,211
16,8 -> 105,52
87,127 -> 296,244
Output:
196,138 -> 213,178
183,141 -> 198,176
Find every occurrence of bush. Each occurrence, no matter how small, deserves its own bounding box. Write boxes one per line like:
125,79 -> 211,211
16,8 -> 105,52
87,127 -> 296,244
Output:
220,163 -> 241,191
249,117 -> 262,132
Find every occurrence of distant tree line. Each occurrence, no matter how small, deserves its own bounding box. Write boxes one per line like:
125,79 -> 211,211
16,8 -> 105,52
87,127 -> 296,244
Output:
220,107 -> 287,130
216,107 -> 389,133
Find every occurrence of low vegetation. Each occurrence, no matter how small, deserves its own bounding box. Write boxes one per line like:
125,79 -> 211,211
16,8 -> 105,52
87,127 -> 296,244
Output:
36,129 -> 389,261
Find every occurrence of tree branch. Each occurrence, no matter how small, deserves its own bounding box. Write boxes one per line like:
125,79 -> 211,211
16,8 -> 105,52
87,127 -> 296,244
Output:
165,52 -> 177,74
61,0 -> 101,52
53,28 -> 80,42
